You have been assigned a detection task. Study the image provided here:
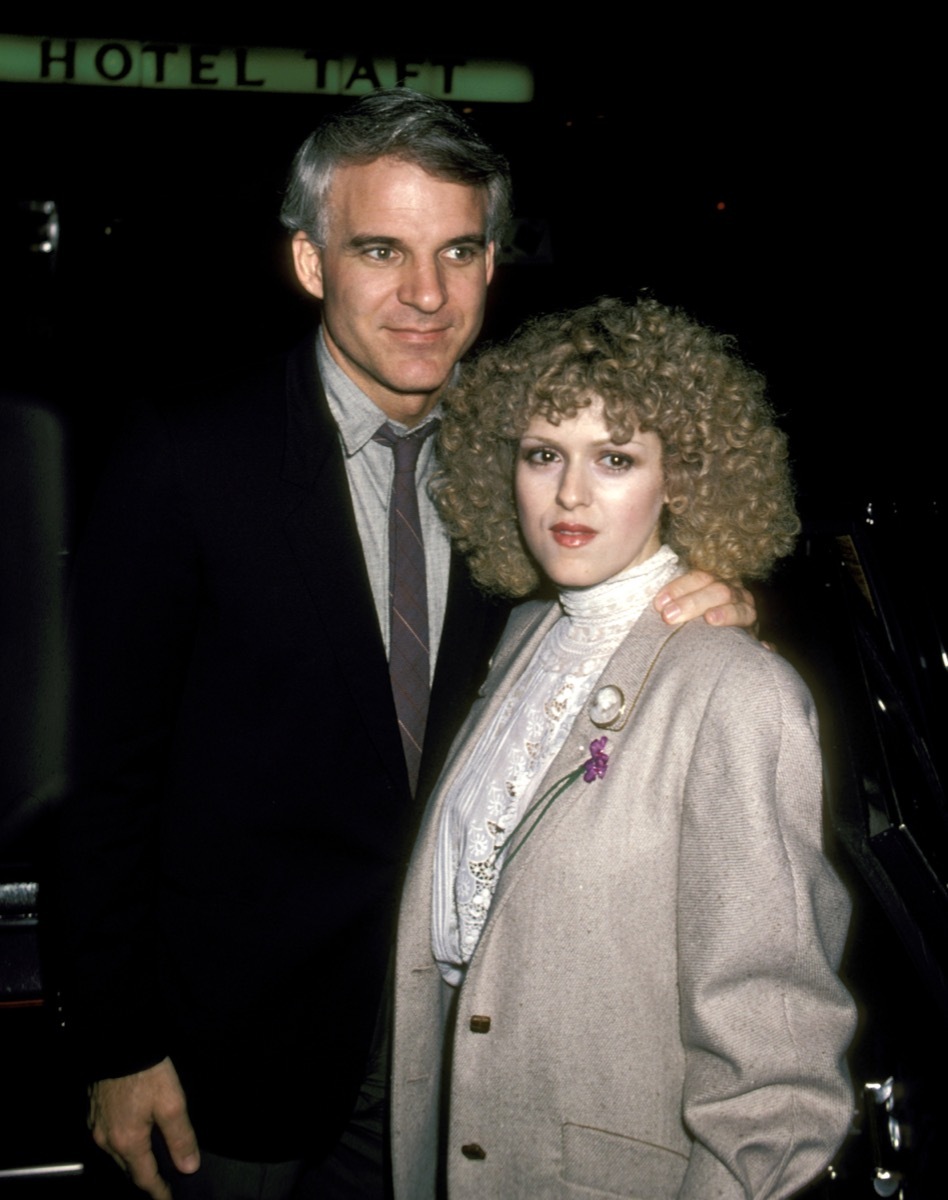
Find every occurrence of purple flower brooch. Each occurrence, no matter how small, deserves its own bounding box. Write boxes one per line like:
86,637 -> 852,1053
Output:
582,736 -> 610,782
503,737 -> 609,869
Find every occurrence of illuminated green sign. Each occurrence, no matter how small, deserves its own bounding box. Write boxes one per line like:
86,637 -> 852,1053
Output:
0,35 -> 533,101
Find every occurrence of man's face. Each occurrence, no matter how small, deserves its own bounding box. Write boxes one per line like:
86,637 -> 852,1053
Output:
292,156 -> 495,427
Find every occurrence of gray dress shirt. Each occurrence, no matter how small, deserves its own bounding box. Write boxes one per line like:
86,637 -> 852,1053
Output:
317,330 -> 452,679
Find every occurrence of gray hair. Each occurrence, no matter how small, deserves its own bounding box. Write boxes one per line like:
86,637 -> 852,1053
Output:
280,88 -> 512,247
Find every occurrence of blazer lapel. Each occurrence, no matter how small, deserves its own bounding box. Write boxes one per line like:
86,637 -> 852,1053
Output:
410,600 -> 561,877
280,339 -> 408,793
484,607 -> 684,924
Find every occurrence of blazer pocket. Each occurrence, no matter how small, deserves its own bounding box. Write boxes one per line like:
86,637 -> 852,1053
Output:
561,1122 -> 688,1198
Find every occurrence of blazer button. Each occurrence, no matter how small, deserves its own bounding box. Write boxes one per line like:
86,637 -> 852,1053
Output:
469,1014 -> 491,1033
461,1143 -> 486,1160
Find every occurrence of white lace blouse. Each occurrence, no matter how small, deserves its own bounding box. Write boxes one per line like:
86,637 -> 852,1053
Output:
432,545 -> 681,985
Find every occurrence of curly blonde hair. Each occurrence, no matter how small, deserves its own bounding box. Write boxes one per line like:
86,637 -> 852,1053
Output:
434,297 -> 799,597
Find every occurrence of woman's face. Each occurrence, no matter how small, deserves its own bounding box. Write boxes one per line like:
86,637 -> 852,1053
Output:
515,401 -> 665,589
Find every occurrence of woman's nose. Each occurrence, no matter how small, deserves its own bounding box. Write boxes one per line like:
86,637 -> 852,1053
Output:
556,462 -> 590,509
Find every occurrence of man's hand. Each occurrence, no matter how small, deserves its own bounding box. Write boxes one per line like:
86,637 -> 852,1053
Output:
88,1057 -> 199,1200
653,569 -> 757,630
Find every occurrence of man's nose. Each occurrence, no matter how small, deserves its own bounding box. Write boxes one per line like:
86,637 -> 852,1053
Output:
397,257 -> 448,312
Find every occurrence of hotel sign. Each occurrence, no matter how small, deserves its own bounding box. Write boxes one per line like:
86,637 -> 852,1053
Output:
0,35 -> 533,101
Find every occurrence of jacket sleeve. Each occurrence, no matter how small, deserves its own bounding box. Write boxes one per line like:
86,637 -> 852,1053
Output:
58,402 -> 201,1082
676,648 -> 855,1199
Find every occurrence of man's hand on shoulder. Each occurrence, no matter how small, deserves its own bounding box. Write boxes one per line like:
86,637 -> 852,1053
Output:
653,569 -> 757,631
89,1057 -> 199,1200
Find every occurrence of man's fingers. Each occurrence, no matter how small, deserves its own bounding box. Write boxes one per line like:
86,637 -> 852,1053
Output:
661,585 -> 753,627
87,1058 -> 199,1194
653,569 -> 720,622
653,567 -> 715,608
90,1122 -> 171,1200
124,1148 -> 174,1200
156,1098 -> 201,1175
700,583 -> 757,629
654,571 -> 758,631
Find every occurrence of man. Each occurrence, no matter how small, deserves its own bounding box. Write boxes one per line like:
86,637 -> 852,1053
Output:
61,90 -> 754,1200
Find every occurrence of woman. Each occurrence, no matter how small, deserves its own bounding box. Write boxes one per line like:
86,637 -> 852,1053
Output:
391,298 -> 855,1199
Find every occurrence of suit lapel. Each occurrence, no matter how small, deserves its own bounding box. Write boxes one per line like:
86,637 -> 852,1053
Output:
280,339 -> 409,793
417,553 -> 509,802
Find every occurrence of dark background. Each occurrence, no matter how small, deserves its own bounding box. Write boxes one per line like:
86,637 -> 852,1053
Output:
2,16 -> 944,1197
3,17 -> 939,525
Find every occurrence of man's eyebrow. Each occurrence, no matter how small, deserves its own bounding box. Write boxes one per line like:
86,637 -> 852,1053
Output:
345,233 -> 488,250
442,234 -> 488,248
347,235 -> 402,248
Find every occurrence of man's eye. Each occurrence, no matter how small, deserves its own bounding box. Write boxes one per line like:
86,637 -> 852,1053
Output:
445,245 -> 477,263
365,247 -> 396,261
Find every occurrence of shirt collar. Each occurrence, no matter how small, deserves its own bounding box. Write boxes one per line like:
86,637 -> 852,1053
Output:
316,326 -> 444,456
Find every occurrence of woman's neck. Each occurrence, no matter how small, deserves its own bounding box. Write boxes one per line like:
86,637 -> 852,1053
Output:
558,545 -> 680,626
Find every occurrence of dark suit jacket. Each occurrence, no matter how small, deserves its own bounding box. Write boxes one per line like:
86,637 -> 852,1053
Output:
60,337 -> 506,1161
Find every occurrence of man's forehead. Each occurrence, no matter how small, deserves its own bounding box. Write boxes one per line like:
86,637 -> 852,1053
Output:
323,156 -> 489,232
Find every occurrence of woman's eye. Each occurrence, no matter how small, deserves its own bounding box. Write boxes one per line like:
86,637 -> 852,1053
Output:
522,446 -> 558,465
602,453 -> 634,471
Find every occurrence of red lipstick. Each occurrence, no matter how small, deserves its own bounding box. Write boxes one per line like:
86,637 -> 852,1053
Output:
551,523 -> 596,548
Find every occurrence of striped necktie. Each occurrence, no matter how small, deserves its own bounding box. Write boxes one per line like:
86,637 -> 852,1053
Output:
372,421 -> 438,794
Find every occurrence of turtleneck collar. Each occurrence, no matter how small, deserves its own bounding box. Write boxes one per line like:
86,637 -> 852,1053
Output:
559,545 -> 681,627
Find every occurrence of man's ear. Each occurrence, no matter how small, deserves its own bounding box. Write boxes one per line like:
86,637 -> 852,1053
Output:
292,230 -> 324,299
485,240 -> 496,285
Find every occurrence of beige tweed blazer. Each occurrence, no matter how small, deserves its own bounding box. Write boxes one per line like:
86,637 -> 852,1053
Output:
391,602 -> 855,1200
